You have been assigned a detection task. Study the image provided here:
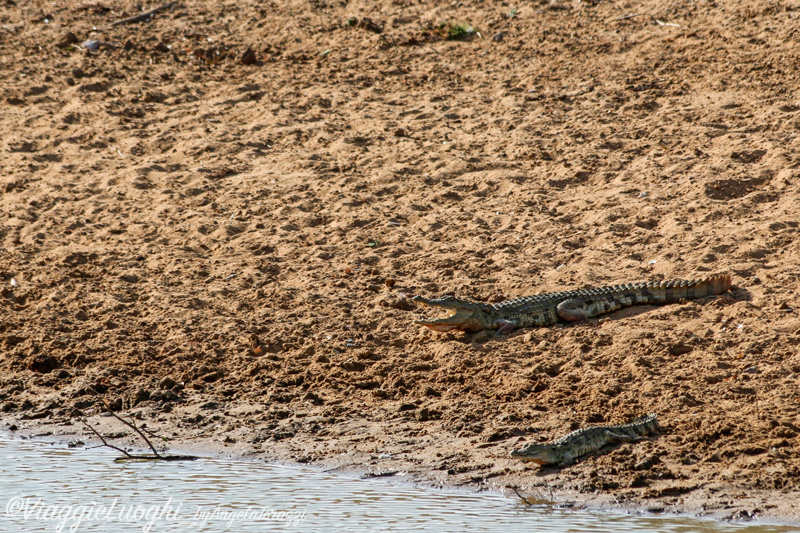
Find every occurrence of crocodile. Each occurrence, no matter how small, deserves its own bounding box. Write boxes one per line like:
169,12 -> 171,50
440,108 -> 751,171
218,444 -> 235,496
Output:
412,273 -> 731,334
510,413 -> 659,466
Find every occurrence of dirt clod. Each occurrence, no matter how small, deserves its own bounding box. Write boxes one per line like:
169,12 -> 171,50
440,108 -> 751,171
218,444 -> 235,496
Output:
240,47 -> 258,66
26,355 -> 58,373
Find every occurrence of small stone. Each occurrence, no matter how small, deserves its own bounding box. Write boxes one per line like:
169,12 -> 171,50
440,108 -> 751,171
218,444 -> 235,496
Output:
26,354 -> 59,373
241,47 -> 258,65
668,343 -> 693,356
359,17 -> 383,33
680,394 -> 702,407
134,388 -> 151,405
58,32 -> 79,48
492,31 -> 504,42
150,389 -> 179,402
82,40 -> 101,51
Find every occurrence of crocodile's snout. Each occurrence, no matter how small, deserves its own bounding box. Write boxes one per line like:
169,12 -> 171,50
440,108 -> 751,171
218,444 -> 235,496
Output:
509,445 -> 551,465
412,295 -> 478,332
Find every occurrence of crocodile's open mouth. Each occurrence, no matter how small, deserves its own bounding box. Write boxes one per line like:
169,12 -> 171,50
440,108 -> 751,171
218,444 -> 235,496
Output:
412,296 -> 474,332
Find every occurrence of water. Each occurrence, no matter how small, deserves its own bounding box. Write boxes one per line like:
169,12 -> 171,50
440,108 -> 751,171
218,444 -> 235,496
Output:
0,436 -> 795,532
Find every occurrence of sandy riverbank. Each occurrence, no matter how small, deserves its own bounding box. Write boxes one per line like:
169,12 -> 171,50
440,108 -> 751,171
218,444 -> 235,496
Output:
2,0 -> 800,523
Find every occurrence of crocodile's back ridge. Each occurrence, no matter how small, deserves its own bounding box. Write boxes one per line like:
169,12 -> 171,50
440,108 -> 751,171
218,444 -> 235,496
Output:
490,274 -> 731,328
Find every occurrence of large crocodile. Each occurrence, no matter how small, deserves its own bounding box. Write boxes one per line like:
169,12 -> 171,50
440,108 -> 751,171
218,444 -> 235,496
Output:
413,273 -> 731,334
510,413 -> 659,466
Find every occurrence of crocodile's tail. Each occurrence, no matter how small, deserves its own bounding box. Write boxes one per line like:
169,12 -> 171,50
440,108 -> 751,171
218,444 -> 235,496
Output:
630,413 -> 659,433
634,273 -> 732,304
577,273 -> 732,312
558,274 -> 732,321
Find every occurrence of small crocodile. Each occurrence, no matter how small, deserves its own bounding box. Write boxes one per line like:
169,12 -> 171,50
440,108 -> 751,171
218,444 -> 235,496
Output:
413,273 -> 731,334
510,413 -> 659,466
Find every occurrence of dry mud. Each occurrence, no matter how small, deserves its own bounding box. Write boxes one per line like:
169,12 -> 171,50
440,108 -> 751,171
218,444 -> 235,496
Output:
2,0 -> 800,523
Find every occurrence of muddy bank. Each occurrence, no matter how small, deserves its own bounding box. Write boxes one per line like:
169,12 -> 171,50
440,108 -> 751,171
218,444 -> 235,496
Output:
2,0 -> 800,523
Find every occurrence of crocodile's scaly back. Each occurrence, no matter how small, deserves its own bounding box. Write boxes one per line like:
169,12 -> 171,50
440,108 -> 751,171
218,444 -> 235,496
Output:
414,274 -> 732,333
510,413 -> 659,466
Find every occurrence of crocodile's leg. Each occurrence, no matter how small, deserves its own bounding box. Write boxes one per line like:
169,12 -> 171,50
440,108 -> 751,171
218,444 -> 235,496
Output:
495,320 -> 517,336
555,299 -> 590,322
558,452 -> 576,468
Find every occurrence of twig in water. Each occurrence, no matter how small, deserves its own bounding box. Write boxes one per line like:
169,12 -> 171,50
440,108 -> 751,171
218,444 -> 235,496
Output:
78,393 -> 197,462
507,484 -> 534,506
111,1 -> 177,26
79,418 -> 135,459
101,400 -> 163,457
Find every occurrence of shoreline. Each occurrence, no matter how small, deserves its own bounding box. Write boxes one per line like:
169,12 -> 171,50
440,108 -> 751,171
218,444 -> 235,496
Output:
4,412 -> 799,526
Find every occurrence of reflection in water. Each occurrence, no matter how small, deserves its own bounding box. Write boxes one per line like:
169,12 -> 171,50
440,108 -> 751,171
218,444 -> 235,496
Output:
0,436 -> 793,532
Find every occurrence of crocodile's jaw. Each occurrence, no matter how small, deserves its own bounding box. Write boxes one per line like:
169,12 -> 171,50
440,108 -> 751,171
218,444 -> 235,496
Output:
509,444 -> 558,465
414,307 -> 477,332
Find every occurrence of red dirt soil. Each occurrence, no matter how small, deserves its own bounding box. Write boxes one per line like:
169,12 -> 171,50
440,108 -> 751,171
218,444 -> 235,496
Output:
2,0 -> 800,522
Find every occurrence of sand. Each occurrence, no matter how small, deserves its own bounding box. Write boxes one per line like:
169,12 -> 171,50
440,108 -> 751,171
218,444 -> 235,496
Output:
2,0 -> 800,523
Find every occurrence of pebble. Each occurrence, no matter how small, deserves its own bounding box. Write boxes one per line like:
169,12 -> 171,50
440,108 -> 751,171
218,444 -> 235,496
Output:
26,354 -> 59,373
241,47 -> 258,65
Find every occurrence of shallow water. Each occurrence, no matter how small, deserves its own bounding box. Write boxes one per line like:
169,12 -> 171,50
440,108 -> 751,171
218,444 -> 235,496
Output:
0,435 -> 794,532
